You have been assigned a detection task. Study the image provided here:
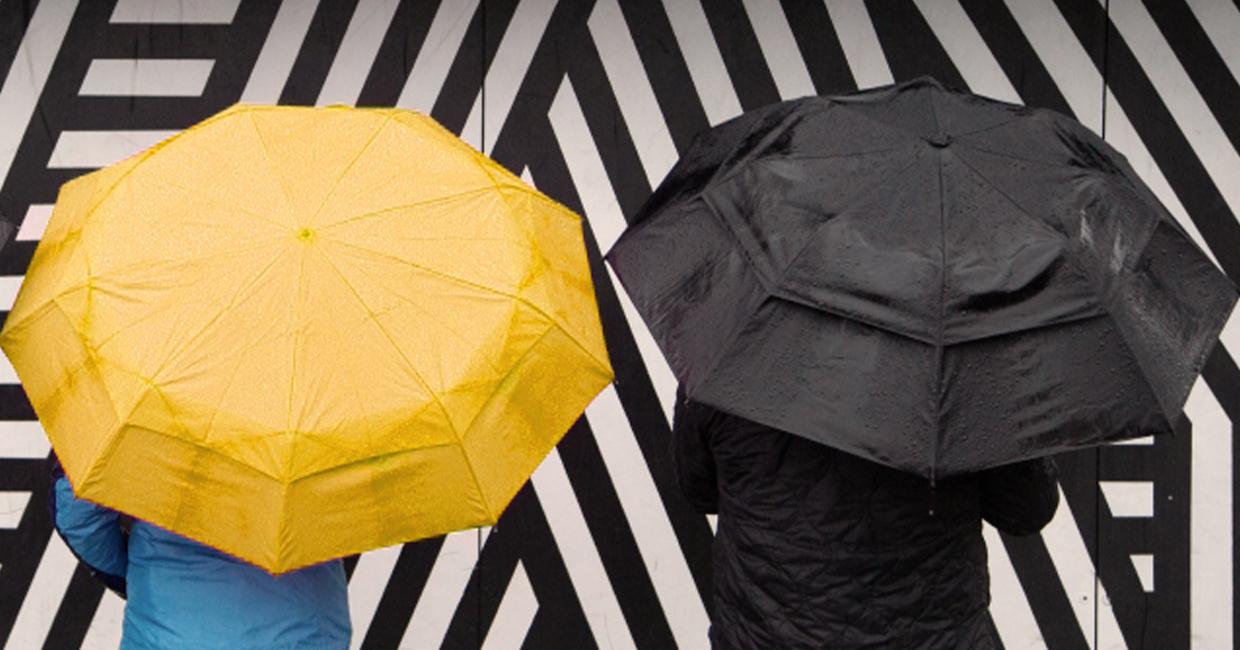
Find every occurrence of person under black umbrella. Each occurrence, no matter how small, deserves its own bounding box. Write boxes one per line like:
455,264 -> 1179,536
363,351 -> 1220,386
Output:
609,78 -> 1236,648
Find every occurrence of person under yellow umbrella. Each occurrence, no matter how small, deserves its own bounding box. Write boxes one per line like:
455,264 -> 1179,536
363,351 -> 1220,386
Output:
3,104 -> 613,648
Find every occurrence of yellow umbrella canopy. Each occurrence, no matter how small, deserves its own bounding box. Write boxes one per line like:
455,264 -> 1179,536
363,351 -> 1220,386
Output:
1,104 -> 613,573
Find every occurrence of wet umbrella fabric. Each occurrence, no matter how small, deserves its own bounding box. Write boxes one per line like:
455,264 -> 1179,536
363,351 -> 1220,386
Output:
1,104 -> 614,573
607,77 -> 1236,479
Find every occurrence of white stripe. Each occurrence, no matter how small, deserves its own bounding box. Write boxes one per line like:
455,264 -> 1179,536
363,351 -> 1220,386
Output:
396,0 -> 479,115
0,347 -> 18,384
1130,553 -> 1154,593
47,130 -> 176,169
16,204 -> 53,241
588,0 -> 680,187
741,0 -> 816,100
0,0 -> 77,190
824,0 -> 892,89
109,0 -> 241,24
3,535 -> 78,650
586,385 -> 710,650
240,0 -> 320,104
1107,0 -> 1240,263
347,545 -> 403,650
0,275 -> 24,310
1002,0 -> 1220,272
984,524 -> 1046,649
911,0 -> 1020,103
1112,435 -> 1155,446
80,591 -> 125,650
659,0 -> 742,125
0,421 -> 50,459
398,531 -> 480,649
1188,376 -> 1232,649
1187,0 -> 1240,86
479,562 -> 538,650
548,77 -> 676,424
0,491 -> 31,528
1040,486 -> 1127,649
461,0 -> 557,151
531,448 -> 637,649
316,0 -> 402,106
79,59 -> 215,97
1098,480 -> 1154,518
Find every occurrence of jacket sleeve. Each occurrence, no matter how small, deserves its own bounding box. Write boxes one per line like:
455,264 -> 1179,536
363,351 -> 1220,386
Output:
49,461 -> 128,596
980,457 -> 1060,536
671,386 -> 719,514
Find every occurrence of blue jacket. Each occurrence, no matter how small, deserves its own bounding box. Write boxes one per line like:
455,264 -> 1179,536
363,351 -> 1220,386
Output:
52,475 -> 351,650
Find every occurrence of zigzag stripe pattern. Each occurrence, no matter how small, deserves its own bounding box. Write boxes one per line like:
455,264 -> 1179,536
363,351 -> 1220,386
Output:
0,1 -> 1237,648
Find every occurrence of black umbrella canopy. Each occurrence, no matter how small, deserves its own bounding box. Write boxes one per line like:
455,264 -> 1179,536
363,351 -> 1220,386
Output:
607,77 -> 1237,479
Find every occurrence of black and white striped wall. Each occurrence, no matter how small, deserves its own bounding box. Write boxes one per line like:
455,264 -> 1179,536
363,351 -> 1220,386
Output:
0,1 -> 1237,648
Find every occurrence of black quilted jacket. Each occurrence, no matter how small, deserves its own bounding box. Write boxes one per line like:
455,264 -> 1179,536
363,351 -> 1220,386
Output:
673,393 -> 1059,649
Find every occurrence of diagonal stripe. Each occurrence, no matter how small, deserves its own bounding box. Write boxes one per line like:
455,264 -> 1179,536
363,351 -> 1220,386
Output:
79,591 -> 124,650
1186,0 -> 1240,87
15,204 -> 51,242
346,545 -> 402,650
1106,0 -> 1240,252
1001,0 -> 1220,273
548,76 -> 675,424
316,0 -> 402,106
396,0 -> 480,114
823,0 -> 892,89
0,0 -> 77,191
742,0 -> 815,100
479,561 -> 538,650
984,524 -> 1047,649
1187,375 -> 1232,648
461,0 -> 557,152
1098,481 -> 1154,518
912,0 -> 1020,103
2,536 -> 77,650
109,0 -> 242,24
79,59 -> 216,97
659,0 -> 742,124
588,0 -> 679,187
585,384 -> 709,650
530,447 -> 636,649
398,531 -> 480,649
240,0 -> 320,104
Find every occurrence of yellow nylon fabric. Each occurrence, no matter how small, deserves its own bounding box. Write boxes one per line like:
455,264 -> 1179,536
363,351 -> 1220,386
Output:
1,104 -> 613,573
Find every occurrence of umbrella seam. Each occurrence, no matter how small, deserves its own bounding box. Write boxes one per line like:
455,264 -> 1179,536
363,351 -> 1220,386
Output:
246,111 -> 302,224
328,238 -> 612,377
308,115 -> 396,225
306,244 -> 495,518
318,187 -> 500,232
931,92 -> 945,485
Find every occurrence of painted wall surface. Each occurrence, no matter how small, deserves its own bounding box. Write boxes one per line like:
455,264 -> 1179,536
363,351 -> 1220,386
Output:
1,0 -> 1237,648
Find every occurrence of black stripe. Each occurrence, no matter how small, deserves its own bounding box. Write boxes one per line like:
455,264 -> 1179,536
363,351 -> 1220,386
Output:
864,0 -> 967,90
616,0 -> 711,154
1000,530 -> 1092,650
358,537 -> 445,650
1052,0 -> 1240,282
699,0 -> 781,110
355,0 -> 443,107
41,567 -> 105,650
1202,344 -> 1240,646
1055,447 -> 1102,649
0,456 -> 53,648
957,0 -> 1073,116
1140,0 -> 1240,154
278,0 -> 362,106
0,0 -> 44,86
779,0 -> 855,95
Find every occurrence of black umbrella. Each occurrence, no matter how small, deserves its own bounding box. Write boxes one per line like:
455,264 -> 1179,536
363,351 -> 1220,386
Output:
606,77 -> 1237,480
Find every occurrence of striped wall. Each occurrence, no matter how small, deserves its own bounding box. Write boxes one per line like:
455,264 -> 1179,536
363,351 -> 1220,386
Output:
0,1 -> 1237,648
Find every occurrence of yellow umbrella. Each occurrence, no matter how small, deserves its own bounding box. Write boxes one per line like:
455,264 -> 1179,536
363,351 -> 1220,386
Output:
1,104 -> 613,573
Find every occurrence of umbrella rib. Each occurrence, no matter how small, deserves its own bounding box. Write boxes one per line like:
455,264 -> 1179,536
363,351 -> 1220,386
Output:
309,115 -> 395,224
951,150 -> 1071,242
308,246 -> 493,514
331,238 -> 610,374
156,178 -> 297,234
247,112 -> 302,225
318,187 -> 497,232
